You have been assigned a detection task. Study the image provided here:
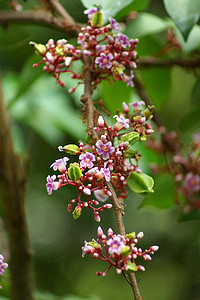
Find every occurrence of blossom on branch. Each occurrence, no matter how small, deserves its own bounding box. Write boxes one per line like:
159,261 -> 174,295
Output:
82,227 -> 159,276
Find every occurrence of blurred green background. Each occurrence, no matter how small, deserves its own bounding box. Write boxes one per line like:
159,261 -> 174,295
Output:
0,0 -> 200,299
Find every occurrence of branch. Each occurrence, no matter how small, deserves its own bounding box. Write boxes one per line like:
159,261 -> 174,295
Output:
0,72 -> 34,300
82,44 -> 143,300
0,10 -> 80,34
137,56 -> 200,69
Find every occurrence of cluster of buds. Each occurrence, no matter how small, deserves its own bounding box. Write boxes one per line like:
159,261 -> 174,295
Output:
30,6 -> 138,92
147,129 -> 200,212
46,101 -> 154,221
82,226 -> 159,276
0,254 -> 8,289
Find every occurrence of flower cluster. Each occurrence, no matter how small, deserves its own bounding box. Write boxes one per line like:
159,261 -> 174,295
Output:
0,254 -> 8,289
82,226 -> 159,276
147,130 -> 200,212
46,101 -> 154,221
30,7 -> 138,92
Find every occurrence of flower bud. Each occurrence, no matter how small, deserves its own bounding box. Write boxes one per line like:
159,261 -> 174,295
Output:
103,204 -> 112,209
58,144 -> 79,155
149,245 -> 159,252
30,42 -> 47,55
94,213 -> 101,222
72,205 -> 82,219
143,254 -> 152,261
55,46 -> 65,56
122,102 -> 129,114
120,245 -> 131,257
137,232 -> 144,239
125,232 -> 136,241
97,226 -> 104,237
98,116 -> 105,128
138,265 -> 145,272
92,10 -> 103,27
107,228 -> 113,237
68,163 -> 82,181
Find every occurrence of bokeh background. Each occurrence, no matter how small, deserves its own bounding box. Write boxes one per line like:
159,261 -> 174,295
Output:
0,0 -> 200,299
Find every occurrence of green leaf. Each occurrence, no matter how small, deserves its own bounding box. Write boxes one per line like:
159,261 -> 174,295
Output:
100,79 -> 132,115
115,0 -> 149,20
9,76 -> 84,145
164,0 -> 200,40
179,105 -> 200,132
140,67 -> 171,110
120,132 -> 139,146
191,77 -> 200,104
8,55 -> 43,109
126,12 -> 170,39
127,172 -> 154,195
178,209 -> 200,222
127,262 -> 138,272
176,25 -> 200,53
81,0 -> 134,22
140,174 -> 175,209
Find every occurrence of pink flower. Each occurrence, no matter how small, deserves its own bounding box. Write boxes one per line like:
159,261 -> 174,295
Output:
184,173 -> 200,192
96,139 -> 115,160
107,236 -> 125,256
95,53 -> 113,69
94,189 -> 109,202
100,165 -> 111,182
82,241 -> 94,257
109,17 -> 120,33
79,152 -> 96,169
113,114 -> 130,129
129,101 -> 145,110
115,33 -> 130,48
46,175 -> 61,195
50,157 -> 69,173
84,7 -> 98,20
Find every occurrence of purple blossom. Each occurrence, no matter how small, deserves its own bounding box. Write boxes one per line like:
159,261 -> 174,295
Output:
96,45 -> 106,53
96,139 -> 115,160
100,165 -> 111,182
95,53 -> 113,69
79,152 -> 96,169
94,189 -> 109,202
125,70 -> 134,87
129,101 -> 145,110
115,33 -> 130,48
184,173 -> 200,192
82,241 -> 94,257
113,114 -> 130,129
50,157 -> 69,173
84,7 -> 97,20
109,17 -> 120,33
46,175 -> 61,195
107,236 -> 125,256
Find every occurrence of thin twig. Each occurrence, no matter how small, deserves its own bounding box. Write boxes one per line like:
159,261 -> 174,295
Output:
0,10 -> 80,33
137,56 -> 200,69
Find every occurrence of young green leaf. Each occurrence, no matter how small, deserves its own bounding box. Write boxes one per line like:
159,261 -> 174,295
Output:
127,172 -> 154,195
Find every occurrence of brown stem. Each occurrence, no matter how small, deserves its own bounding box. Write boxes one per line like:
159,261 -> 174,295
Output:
0,72 -> 34,300
82,48 -> 143,300
0,10 -> 80,34
137,56 -> 200,69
